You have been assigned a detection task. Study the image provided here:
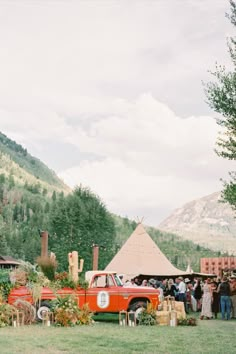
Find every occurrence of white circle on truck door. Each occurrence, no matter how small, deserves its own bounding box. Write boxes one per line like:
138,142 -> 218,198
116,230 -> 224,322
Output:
97,291 -> 110,308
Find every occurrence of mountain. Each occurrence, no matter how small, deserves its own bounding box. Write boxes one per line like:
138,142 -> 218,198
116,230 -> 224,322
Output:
0,131 -> 225,272
0,131 -> 70,194
158,192 -> 236,255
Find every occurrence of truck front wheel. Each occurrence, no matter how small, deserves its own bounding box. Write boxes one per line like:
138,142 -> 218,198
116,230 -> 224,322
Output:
129,301 -> 147,322
37,301 -> 51,321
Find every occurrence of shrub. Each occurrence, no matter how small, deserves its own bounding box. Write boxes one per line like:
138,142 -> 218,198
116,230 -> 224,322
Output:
0,269 -> 13,301
138,303 -> 158,326
10,261 -> 39,285
0,304 -> 16,327
9,268 -> 27,286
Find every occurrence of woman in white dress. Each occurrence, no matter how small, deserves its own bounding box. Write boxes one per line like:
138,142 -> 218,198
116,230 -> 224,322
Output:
200,278 -> 213,320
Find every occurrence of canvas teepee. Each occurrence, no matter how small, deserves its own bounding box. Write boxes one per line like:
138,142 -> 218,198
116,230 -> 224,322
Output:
105,223 -> 189,278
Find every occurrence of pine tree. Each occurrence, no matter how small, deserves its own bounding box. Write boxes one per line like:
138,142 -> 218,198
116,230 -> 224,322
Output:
49,186 -> 116,272
205,0 -> 236,211
0,234 -> 9,255
8,174 -> 15,189
52,191 -> 57,202
0,216 -> 9,255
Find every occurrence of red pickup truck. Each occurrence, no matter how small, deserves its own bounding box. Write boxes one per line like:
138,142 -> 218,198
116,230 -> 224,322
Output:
8,271 -> 160,320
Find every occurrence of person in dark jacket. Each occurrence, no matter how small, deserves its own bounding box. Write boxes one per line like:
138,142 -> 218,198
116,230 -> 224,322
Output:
193,279 -> 202,312
218,276 -> 231,320
166,278 -> 177,297
211,281 -> 220,318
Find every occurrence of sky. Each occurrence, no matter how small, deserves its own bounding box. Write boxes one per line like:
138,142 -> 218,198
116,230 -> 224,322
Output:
0,0 -> 234,225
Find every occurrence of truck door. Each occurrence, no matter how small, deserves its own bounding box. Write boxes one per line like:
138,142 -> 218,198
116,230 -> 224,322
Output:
86,274 -> 119,312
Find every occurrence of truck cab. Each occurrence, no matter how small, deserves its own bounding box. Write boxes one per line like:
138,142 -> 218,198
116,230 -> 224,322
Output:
83,271 -> 160,316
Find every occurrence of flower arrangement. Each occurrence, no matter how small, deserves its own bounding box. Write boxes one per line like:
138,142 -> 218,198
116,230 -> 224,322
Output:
77,303 -> 94,325
52,295 -> 80,327
52,295 -> 93,327
177,317 -> 197,326
138,303 -> 158,326
54,272 -> 79,289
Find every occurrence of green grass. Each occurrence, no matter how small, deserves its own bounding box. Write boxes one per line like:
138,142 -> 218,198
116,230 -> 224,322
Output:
0,316 -> 236,354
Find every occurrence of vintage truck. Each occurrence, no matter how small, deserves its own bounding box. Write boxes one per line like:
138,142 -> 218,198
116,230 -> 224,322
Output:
8,271 -> 160,320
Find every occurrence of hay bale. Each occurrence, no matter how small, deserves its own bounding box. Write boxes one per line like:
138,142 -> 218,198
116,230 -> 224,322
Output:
156,311 -> 170,326
174,302 -> 186,319
163,297 -> 176,311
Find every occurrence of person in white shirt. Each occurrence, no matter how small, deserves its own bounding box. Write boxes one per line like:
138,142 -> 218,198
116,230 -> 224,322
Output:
176,276 -> 188,313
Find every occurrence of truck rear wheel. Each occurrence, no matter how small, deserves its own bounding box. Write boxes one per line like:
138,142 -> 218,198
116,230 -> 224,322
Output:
37,301 -> 51,321
129,301 -> 147,322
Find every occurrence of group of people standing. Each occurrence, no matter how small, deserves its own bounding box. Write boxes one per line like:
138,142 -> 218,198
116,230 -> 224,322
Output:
124,274 -> 236,320
200,275 -> 236,320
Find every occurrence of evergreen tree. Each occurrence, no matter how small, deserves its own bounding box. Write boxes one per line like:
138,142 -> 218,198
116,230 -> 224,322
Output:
49,186 -> 116,272
52,191 -> 57,202
0,173 -> 5,184
0,216 -> 9,254
205,0 -> 236,211
44,202 -> 50,213
8,175 -> 15,189
0,234 -> 9,255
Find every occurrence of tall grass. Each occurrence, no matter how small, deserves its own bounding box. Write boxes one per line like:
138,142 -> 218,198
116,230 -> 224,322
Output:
36,256 -> 57,281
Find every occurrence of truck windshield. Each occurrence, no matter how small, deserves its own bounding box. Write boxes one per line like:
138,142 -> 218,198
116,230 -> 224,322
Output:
114,274 -> 123,287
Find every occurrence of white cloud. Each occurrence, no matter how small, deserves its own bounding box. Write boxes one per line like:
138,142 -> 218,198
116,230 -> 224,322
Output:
0,0 -> 234,224
57,93 -> 232,224
0,92 -> 232,225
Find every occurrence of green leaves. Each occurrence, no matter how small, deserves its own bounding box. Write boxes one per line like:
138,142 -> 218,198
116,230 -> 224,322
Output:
48,186 -> 116,272
204,1 -> 236,212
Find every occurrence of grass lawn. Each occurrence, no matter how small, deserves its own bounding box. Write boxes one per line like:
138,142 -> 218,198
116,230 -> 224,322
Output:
0,315 -> 236,354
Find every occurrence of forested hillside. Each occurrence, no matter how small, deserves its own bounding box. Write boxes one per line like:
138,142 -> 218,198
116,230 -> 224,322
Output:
0,132 -> 225,274
0,173 -> 116,272
0,172 -> 51,262
0,172 -> 224,273
0,131 -> 69,192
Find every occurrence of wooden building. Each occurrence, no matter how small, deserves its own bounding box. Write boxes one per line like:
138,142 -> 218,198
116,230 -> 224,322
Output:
0,255 -> 20,269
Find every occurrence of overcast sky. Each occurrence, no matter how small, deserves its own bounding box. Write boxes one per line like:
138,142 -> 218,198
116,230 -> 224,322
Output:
0,0 -> 234,225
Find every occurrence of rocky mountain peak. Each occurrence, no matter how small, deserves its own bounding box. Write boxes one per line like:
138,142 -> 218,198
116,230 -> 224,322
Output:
158,192 -> 236,255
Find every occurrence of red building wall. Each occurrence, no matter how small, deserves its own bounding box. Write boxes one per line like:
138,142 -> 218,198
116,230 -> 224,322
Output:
200,257 -> 236,277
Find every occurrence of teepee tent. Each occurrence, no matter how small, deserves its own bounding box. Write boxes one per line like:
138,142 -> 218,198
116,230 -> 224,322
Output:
105,223 -> 189,278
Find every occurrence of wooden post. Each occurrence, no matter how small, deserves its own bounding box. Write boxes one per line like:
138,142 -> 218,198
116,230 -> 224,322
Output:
41,231 -> 48,258
92,245 -> 99,270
